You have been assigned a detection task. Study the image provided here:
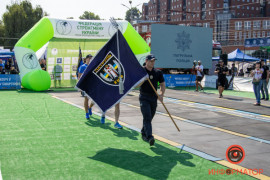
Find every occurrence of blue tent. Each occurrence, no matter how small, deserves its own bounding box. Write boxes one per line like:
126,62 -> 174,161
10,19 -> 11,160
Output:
212,48 -> 259,62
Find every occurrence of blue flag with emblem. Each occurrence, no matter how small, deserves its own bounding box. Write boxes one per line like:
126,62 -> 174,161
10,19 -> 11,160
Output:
76,30 -> 148,113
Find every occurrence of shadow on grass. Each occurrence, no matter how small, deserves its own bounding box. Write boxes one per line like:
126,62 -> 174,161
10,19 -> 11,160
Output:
89,143 -> 195,179
17,88 -> 78,94
85,117 -> 139,140
17,88 -> 49,93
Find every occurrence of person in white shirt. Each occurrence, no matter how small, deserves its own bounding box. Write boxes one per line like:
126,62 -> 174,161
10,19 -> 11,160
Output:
251,61 -> 264,106
195,60 -> 204,91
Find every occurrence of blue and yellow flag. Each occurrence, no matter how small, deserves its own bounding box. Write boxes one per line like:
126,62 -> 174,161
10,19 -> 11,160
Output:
76,30 -> 148,112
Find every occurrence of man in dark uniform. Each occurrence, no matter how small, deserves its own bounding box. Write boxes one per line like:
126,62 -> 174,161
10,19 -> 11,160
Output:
260,59 -> 269,101
139,54 -> 165,146
215,60 -> 229,98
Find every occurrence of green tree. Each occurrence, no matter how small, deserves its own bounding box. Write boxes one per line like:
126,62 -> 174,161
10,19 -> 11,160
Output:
252,49 -> 268,59
125,7 -> 141,23
2,0 -> 47,48
79,11 -> 101,20
0,21 -> 5,46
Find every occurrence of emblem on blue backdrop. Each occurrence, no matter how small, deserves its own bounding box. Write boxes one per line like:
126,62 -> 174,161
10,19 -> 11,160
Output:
175,31 -> 192,52
93,51 -> 125,86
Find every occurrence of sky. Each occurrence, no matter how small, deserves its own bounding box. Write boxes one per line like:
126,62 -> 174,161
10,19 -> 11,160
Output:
0,0 -> 147,20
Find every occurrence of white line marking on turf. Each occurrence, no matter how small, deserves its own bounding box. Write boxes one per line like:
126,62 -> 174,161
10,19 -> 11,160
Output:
0,162 -> 3,180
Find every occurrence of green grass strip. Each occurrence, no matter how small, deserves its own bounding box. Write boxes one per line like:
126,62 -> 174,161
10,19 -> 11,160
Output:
0,90 -> 253,179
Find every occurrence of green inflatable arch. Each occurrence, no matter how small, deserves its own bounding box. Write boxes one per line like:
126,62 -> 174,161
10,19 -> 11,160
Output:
14,17 -> 150,91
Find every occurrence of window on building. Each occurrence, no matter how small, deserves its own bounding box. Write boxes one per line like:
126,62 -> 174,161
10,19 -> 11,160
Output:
267,32 -> 270,37
209,4 -> 211,7
253,21 -> 261,30
257,31 -> 261,37
217,4 -> 220,7
253,31 -> 256,38
235,21 -> 242,30
235,32 -> 238,40
237,5 -> 240,9
247,6 -> 249,10
244,32 -> 247,39
209,11 -> 211,15
251,7 -> 254,10
244,21 -> 251,30
263,20 -> 270,29
262,31 -> 265,37
203,22 -> 210,28
248,31 -> 251,38
239,32 -> 242,40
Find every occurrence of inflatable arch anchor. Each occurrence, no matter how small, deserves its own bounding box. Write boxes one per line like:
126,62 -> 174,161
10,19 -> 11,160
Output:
14,17 -> 150,91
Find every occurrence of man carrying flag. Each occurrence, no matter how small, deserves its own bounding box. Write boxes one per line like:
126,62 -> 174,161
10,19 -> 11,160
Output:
76,29 -> 148,127
139,54 -> 165,146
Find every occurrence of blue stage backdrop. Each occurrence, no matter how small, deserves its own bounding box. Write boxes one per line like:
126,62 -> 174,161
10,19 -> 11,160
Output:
245,37 -> 270,47
163,74 -> 196,87
0,75 -> 21,89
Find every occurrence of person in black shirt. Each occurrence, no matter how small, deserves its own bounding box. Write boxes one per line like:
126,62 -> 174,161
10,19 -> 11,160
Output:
10,66 -> 18,74
0,65 -> 5,74
5,61 -> 11,74
260,59 -> 269,101
40,59 -> 46,71
215,60 -> 229,98
139,54 -> 165,146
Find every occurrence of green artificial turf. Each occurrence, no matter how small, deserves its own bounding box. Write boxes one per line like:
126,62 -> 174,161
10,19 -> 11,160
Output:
0,90 -> 254,179
168,86 -> 256,99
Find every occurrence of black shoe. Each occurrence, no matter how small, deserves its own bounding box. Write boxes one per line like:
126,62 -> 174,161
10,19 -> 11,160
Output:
254,103 -> 261,106
142,135 -> 148,142
265,98 -> 269,101
261,98 -> 265,100
149,137 -> 155,146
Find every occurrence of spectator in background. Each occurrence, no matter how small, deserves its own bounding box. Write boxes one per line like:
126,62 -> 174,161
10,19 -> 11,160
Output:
238,69 -> 244,76
260,59 -> 269,101
13,59 -> 19,72
251,61 -> 264,106
40,59 -> 46,71
0,65 -> 5,74
10,66 -> 18,74
5,61 -> 11,74
230,63 -> 238,76
0,59 -> 4,67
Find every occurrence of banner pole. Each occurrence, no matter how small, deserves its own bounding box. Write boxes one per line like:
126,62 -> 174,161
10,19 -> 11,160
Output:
147,78 -> 180,132
110,17 -> 124,94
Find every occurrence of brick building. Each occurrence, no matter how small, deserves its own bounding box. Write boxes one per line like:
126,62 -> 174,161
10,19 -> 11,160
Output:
135,0 -> 270,55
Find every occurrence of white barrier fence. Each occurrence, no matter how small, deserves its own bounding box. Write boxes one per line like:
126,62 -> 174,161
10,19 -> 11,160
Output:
201,75 -> 270,93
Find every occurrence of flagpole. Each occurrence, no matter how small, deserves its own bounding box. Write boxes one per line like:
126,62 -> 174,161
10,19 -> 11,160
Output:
110,17 -> 124,94
147,78 -> 181,132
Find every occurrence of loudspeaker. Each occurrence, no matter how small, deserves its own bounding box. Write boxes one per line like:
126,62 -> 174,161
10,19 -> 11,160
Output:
220,54 -> 228,65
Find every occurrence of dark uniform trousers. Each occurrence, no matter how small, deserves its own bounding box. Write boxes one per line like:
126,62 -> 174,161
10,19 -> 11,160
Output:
139,93 -> 157,140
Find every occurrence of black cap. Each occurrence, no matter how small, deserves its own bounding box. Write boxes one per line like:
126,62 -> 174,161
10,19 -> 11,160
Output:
86,54 -> 93,59
219,60 -> 223,63
146,54 -> 157,61
260,59 -> 265,62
